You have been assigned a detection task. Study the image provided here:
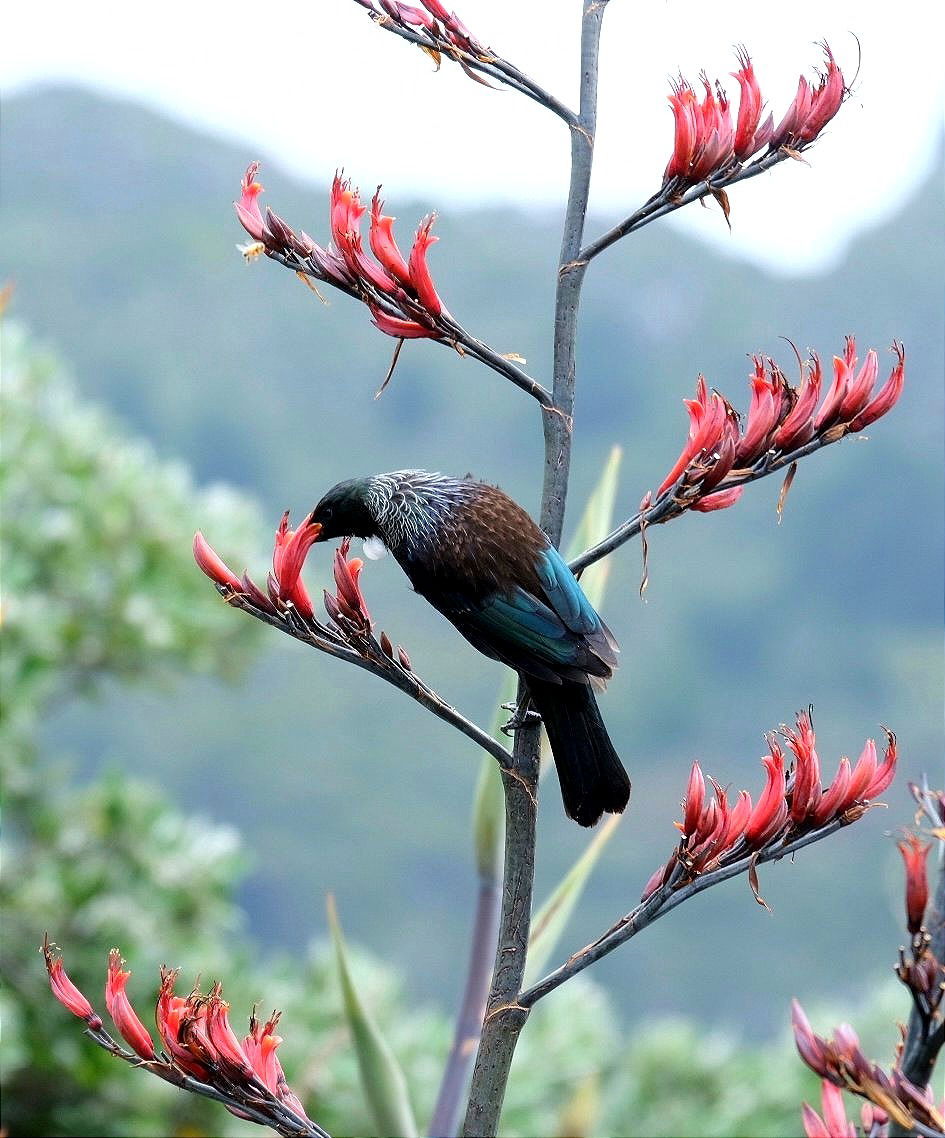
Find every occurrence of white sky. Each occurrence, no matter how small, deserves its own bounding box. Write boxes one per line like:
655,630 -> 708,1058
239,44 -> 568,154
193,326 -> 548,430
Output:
2,0 -> 942,273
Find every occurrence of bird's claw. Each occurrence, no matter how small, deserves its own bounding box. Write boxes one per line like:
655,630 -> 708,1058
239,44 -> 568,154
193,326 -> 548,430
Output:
500,700 -> 542,735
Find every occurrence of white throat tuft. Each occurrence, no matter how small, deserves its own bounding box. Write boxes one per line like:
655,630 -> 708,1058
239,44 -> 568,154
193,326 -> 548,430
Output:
362,535 -> 389,560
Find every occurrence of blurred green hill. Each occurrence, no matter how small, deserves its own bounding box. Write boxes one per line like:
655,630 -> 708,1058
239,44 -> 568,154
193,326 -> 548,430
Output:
3,85 -> 942,1034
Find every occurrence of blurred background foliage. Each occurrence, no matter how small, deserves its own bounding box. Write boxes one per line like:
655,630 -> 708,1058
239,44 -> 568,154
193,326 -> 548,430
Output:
1,85 -> 942,1135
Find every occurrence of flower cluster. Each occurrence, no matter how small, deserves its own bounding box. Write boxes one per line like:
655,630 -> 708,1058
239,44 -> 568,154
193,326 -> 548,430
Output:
43,939 -> 323,1136
236,163 -> 449,340
355,0 -> 486,60
641,710 -> 897,899
656,338 -> 906,512
194,510 -> 323,620
194,514 -> 395,658
663,44 -> 846,187
793,1001 -> 945,1136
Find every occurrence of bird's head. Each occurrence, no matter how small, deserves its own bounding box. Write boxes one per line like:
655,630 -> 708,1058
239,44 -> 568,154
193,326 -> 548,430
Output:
307,478 -> 379,542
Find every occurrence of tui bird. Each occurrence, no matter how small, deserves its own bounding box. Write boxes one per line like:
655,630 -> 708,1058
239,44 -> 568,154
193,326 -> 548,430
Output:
308,470 -> 630,826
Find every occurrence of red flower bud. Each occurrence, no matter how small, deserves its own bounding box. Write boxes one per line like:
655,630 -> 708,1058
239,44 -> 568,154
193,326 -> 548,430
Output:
733,362 -> 779,464
193,531 -> 243,592
155,967 -> 210,1079
370,191 -> 413,286
369,303 -> 437,339
837,343 -> 879,421
657,377 -> 729,496
771,45 -> 845,150
731,47 -> 767,161
720,789 -> 753,849
243,1011 -> 285,1095
691,486 -> 744,512
641,862 -> 667,902
682,761 -> 706,837
380,0 -> 437,29
797,46 -> 845,143
745,750 -> 787,846
106,949 -> 157,1060
813,351 -> 851,431
840,739 -> 879,809
42,937 -> 102,1030
801,1102 -> 831,1138
897,833 -> 931,935
329,538 -> 372,628
271,513 -> 322,618
791,999 -> 828,1075
772,355 -> 822,452
784,710 -> 821,824
205,985 -> 254,1080
848,342 -> 905,431
821,1082 -> 856,1138
813,756 -> 852,825
408,214 -> 447,317
420,0 -> 451,21
862,729 -> 897,798
235,162 -> 266,243
665,79 -> 699,181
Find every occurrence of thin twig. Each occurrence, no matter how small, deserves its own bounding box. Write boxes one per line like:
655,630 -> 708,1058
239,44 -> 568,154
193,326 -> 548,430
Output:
222,590 -> 512,770
569,432 -> 853,574
80,1021 -> 330,1138
354,4 -> 577,125
266,250 -> 552,407
441,315 -> 553,406
519,816 -> 851,1007
580,148 -> 803,265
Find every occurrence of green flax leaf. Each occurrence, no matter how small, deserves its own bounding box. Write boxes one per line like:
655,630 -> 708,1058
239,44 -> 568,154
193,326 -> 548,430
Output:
524,814 -> 622,986
326,895 -> 418,1138
566,444 -> 623,609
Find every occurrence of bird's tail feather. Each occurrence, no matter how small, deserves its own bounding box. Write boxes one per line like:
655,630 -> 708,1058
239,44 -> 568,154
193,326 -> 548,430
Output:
527,679 -> 630,827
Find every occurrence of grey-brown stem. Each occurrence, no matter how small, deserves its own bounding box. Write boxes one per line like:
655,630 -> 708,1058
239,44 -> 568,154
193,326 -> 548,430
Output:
461,5 -> 610,1135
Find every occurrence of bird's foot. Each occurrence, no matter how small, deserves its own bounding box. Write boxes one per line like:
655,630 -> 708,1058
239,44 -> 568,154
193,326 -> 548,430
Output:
500,700 -> 542,735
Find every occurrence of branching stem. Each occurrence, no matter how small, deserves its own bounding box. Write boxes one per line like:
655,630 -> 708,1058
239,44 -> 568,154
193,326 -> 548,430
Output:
223,590 -> 512,770
461,5 -> 610,1135
520,816 -> 850,1007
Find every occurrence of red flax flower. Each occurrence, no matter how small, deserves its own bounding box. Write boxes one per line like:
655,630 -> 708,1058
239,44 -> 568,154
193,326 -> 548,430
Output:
271,511 -> 323,619
662,44 -> 844,186
243,1010 -> 309,1120
771,44 -> 846,151
194,513 -> 323,620
642,711 -> 897,899
801,1080 -> 857,1138
44,941 -> 321,1133
106,949 -> 157,1060
359,0 -> 488,58
653,339 -> 905,514
731,46 -> 773,162
897,833 -> 932,935
234,163 -> 449,341
791,1000 -> 945,1135
193,531 -> 243,593
324,537 -> 373,632
42,935 -> 102,1030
